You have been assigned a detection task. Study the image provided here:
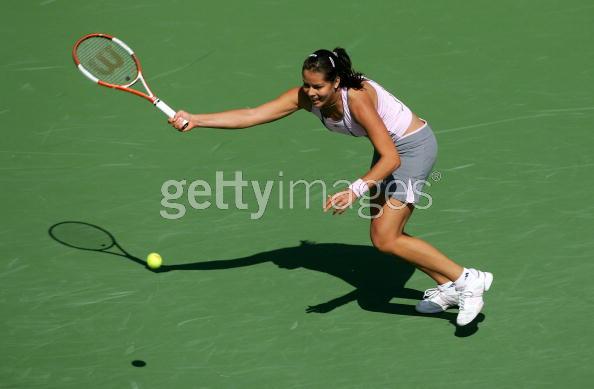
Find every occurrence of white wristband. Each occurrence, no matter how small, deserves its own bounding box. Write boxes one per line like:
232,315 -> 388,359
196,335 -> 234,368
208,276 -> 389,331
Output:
348,178 -> 369,198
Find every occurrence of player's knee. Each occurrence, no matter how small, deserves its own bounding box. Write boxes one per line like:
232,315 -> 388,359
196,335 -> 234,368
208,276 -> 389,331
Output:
370,231 -> 394,254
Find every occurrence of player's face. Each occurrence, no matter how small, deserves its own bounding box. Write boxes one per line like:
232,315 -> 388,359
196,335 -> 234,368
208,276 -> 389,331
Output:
302,69 -> 339,108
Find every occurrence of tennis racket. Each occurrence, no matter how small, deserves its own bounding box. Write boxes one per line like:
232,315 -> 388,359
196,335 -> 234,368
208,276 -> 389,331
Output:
72,33 -> 188,129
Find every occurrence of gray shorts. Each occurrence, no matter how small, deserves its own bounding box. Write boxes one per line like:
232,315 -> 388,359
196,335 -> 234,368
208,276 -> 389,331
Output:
371,123 -> 438,204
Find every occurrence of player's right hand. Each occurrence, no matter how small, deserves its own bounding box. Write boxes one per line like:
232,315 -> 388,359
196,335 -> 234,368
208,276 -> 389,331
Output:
169,110 -> 195,132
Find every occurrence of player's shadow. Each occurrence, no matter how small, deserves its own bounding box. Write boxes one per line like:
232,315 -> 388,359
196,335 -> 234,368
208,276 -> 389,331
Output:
48,222 -> 484,337
160,240 -> 484,337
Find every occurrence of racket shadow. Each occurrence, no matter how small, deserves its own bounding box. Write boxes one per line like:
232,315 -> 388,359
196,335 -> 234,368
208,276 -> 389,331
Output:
48,221 -> 147,269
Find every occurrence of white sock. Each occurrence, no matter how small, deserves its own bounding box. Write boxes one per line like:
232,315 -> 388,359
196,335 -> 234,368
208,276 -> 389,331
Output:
438,281 -> 453,291
454,268 -> 472,290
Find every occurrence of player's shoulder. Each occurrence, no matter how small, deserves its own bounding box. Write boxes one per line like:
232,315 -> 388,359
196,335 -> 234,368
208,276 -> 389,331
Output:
346,82 -> 374,106
277,86 -> 301,99
295,87 -> 312,111
273,86 -> 308,110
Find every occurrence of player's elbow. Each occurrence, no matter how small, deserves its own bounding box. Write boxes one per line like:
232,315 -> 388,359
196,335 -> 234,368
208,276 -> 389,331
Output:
231,109 -> 253,128
242,108 -> 267,128
224,108 -> 257,129
385,154 -> 400,171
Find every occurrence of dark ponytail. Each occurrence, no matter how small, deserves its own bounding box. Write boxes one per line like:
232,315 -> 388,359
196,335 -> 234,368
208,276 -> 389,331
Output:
302,47 -> 365,89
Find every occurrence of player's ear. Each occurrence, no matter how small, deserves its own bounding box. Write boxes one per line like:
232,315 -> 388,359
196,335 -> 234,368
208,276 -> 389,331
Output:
334,77 -> 341,90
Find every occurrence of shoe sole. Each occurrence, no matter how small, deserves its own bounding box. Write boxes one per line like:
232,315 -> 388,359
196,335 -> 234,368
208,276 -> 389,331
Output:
415,305 -> 448,314
415,308 -> 445,314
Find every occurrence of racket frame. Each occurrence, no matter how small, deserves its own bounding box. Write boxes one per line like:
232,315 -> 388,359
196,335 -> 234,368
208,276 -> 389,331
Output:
72,33 -> 186,126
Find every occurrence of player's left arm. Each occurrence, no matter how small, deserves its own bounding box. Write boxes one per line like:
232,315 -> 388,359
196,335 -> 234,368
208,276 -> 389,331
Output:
348,88 -> 400,187
324,89 -> 400,214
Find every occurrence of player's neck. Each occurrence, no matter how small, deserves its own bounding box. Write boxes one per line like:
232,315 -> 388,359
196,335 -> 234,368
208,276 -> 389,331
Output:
321,93 -> 343,119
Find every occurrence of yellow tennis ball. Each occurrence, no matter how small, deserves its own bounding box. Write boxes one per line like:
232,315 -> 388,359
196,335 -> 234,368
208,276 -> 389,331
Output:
147,252 -> 162,269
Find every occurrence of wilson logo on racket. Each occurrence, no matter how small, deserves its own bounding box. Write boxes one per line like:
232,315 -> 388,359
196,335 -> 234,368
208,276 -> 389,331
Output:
72,33 -> 188,129
88,46 -> 125,76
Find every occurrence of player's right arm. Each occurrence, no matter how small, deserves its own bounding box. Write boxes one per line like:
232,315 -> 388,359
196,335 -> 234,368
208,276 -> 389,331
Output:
170,87 -> 310,131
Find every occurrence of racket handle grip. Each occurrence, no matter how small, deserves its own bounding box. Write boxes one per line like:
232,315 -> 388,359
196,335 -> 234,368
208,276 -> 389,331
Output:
154,99 -> 189,130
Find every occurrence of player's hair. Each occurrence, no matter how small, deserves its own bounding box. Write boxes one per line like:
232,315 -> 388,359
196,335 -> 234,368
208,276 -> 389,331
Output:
302,47 -> 364,89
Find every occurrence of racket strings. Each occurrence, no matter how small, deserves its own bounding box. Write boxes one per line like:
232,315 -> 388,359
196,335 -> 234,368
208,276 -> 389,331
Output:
76,37 -> 138,86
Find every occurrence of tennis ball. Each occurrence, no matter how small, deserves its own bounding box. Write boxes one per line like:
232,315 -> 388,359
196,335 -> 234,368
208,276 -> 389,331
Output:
147,252 -> 162,269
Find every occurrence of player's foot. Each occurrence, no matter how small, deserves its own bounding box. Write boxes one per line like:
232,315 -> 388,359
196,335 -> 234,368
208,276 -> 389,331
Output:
415,283 -> 459,314
456,269 -> 493,326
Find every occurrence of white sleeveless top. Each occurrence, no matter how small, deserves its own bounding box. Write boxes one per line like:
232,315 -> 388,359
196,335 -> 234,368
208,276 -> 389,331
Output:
311,79 -> 413,140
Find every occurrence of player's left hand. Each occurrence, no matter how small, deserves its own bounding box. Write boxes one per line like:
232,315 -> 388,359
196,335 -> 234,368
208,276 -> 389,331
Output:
324,189 -> 357,215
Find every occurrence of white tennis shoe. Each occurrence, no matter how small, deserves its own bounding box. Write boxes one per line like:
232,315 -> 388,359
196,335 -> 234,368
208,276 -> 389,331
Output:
415,283 -> 459,314
456,269 -> 493,326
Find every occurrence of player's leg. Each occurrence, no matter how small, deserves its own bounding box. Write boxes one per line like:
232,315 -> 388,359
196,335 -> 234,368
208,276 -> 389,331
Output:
370,198 -> 463,280
369,196 -> 459,313
369,193 -> 449,284
370,197 -> 492,325
368,125 -> 492,324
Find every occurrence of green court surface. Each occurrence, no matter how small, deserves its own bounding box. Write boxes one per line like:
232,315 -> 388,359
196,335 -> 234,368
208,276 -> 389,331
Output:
2,0 -> 594,387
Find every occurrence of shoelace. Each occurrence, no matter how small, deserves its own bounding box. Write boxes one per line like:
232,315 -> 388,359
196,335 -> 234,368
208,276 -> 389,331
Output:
422,288 -> 440,299
458,290 -> 473,311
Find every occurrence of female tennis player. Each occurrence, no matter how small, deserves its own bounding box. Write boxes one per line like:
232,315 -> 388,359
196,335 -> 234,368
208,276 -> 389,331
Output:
169,48 -> 493,326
